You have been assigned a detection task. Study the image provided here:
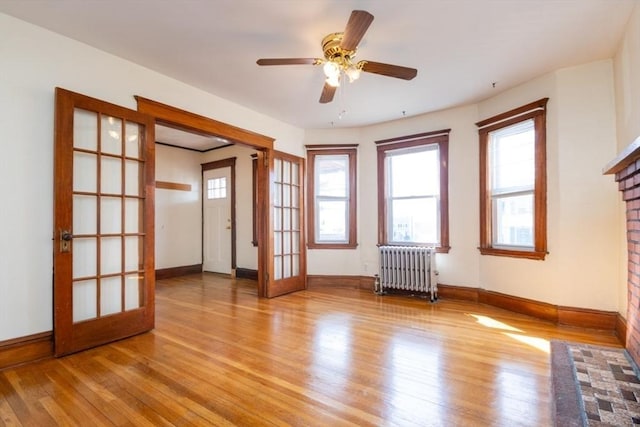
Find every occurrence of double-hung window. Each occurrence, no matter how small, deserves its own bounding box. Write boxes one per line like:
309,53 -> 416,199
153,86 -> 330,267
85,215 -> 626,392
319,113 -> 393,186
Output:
476,98 -> 548,259
306,145 -> 357,249
376,130 -> 450,251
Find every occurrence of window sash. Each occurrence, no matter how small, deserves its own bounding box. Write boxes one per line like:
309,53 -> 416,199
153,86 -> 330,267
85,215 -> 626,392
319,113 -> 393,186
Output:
314,154 -> 350,244
476,98 -> 548,260
315,196 -> 349,243
489,119 -> 535,195
315,154 -> 349,198
387,194 -> 440,245
375,129 -> 450,252
491,190 -> 534,249
306,146 -> 357,248
385,145 -> 441,245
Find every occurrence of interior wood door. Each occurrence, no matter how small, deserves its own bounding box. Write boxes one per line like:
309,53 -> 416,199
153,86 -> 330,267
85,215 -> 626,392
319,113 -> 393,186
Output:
53,88 -> 155,356
268,151 -> 306,297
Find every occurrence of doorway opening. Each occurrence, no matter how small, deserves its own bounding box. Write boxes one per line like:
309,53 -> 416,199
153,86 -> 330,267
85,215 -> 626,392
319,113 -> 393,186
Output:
135,96 -> 274,297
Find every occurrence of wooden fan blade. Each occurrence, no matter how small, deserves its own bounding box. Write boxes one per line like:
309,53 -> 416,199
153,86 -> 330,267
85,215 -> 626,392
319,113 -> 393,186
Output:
256,58 -> 320,66
361,61 -> 418,80
340,10 -> 374,51
319,82 -> 337,104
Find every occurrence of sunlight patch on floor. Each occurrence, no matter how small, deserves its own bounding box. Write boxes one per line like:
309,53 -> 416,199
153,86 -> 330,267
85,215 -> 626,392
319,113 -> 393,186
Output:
468,313 -> 549,353
468,314 -> 522,332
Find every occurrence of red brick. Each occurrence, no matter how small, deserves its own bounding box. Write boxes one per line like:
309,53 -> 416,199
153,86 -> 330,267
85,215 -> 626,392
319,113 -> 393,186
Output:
628,230 -> 640,243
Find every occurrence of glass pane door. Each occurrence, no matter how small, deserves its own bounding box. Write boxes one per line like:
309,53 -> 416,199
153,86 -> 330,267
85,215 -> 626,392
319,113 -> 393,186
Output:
71,109 -> 145,322
54,88 -> 155,356
273,157 -> 301,280
268,151 -> 305,297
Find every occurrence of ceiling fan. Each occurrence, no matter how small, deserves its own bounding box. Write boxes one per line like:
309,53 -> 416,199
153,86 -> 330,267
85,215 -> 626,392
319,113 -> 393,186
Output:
256,10 -> 418,104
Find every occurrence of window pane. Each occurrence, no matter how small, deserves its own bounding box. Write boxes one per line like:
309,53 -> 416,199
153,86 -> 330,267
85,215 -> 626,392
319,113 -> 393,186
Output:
74,109 -> 97,151
493,193 -> 534,247
73,152 -> 97,193
490,120 -> 534,193
124,274 -> 142,310
101,156 -> 122,194
101,115 -> 122,156
390,197 -> 438,244
100,276 -> 122,316
389,147 -> 439,198
73,195 -> 96,235
73,279 -> 97,322
317,199 -> 347,242
316,155 -> 348,197
207,177 -> 227,199
73,238 -> 96,279
101,237 -> 122,275
100,197 -> 121,234
125,121 -> 142,159
125,160 -> 141,196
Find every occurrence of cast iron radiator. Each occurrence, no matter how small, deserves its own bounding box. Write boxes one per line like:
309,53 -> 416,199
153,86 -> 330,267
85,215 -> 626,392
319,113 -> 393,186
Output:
375,245 -> 438,302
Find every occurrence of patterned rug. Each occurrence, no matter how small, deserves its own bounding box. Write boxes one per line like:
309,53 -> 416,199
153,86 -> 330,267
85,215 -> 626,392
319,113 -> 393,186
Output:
551,341 -> 640,426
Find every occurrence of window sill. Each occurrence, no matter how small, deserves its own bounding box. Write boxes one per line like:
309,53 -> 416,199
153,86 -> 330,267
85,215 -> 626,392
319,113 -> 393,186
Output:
307,243 -> 358,250
479,247 -> 546,260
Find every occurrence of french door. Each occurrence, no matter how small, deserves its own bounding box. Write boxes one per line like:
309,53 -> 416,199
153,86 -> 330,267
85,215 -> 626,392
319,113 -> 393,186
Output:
268,151 -> 306,297
53,88 -> 155,356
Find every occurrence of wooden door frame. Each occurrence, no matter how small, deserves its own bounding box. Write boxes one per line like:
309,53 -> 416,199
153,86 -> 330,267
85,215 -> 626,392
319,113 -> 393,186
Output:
202,158 -> 236,273
135,96 -> 274,297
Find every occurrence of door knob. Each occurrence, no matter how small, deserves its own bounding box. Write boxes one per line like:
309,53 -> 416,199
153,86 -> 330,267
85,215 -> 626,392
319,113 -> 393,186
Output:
60,230 -> 72,252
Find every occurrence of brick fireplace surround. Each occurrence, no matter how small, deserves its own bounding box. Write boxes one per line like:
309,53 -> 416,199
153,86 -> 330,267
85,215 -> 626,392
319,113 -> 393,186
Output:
605,136 -> 640,368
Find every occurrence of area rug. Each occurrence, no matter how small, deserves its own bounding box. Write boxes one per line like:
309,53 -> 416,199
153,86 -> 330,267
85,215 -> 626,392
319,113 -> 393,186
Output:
551,340 -> 640,426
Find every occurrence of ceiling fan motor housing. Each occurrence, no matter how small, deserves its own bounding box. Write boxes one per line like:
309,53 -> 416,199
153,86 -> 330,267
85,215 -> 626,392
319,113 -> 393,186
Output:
322,32 -> 356,64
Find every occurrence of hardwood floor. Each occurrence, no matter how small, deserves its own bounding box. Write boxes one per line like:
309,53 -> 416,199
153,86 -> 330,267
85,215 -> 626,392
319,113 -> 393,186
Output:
0,273 -> 621,426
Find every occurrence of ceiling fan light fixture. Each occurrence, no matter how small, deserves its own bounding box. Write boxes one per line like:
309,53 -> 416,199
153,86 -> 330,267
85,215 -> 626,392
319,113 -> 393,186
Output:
326,74 -> 341,87
323,60 -> 341,79
345,64 -> 361,82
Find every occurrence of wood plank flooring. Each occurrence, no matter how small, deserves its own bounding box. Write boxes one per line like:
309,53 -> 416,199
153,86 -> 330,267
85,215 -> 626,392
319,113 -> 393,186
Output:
0,273 -> 621,426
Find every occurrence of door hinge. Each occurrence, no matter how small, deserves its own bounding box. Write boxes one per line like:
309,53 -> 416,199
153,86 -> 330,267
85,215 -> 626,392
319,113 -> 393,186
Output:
263,153 -> 269,168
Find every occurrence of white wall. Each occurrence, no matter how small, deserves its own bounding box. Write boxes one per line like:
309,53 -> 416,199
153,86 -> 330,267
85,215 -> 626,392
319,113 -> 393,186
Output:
477,61 -> 619,309
304,105 -> 481,286
305,61 -> 620,311
155,145 -> 202,269
0,13 -> 302,342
